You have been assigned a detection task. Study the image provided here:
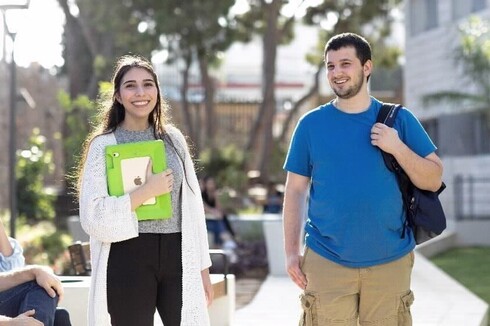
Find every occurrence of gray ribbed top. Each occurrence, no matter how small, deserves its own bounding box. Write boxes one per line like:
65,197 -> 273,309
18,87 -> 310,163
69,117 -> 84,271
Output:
114,126 -> 182,234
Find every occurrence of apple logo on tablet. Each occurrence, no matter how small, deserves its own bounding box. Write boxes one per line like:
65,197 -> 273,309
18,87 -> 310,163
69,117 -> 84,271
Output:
134,176 -> 142,186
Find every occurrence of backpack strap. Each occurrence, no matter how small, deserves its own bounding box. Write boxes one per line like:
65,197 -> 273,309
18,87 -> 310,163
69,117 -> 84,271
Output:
377,103 -> 400,127
377,103 -> 402,172
377,103 -> 410,239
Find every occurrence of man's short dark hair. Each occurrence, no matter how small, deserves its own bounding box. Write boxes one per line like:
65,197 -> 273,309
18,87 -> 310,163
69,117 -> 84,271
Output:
324,32 -> 372,65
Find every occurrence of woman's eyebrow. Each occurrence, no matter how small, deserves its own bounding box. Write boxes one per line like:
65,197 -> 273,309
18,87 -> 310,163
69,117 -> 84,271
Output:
122,78 -> 154,85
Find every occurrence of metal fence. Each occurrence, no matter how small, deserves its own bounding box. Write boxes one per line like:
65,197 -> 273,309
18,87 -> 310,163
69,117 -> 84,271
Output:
454,175 -> 490,220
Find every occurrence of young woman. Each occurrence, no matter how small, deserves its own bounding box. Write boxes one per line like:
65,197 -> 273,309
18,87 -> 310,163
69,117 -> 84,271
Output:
77,55 -> 213,326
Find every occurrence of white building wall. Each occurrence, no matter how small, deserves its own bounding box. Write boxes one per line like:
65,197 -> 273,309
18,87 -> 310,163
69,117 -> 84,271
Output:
404,0 -> 490,119
404,0 -> 490,245
442,155 -> 490,245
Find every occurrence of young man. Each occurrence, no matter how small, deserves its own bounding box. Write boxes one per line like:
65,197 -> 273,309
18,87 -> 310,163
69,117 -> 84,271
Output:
0,265 -> 63,325
0,219 -> 71,326
283,32 -> 443,325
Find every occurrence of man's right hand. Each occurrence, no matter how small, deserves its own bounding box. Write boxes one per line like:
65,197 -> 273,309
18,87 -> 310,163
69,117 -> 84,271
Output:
33,267 -> 63,302
286,254 -> 307,290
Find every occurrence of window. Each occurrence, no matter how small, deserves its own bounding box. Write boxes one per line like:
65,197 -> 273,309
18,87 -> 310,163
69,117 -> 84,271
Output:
410,0 -> 439,36
452,0 -> 487,20
434,111 -> 490,156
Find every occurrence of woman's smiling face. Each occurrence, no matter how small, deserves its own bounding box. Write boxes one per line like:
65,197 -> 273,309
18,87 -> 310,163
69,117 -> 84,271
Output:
116,67 -> 158,127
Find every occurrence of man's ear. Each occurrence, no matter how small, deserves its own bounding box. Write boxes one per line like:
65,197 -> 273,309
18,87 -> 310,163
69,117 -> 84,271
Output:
364,59 -> 373,76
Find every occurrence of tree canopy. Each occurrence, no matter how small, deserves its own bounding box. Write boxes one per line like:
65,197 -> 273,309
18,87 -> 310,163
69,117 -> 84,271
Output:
55,0 -> 404,186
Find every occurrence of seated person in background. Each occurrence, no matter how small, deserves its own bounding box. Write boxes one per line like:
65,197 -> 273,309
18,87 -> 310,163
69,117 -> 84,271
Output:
201,176 -> 237,261
263,182 -> 283,214
0,220 -> 71,326
0,265 -> 63,325
0,222 -> 25,272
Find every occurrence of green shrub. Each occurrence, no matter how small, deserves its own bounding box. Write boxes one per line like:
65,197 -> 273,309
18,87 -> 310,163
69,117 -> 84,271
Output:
18,221 -> 73,275
16,129 -> 55,222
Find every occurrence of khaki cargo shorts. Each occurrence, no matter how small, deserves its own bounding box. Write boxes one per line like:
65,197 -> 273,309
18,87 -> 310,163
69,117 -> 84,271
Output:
299,247 -> 415,326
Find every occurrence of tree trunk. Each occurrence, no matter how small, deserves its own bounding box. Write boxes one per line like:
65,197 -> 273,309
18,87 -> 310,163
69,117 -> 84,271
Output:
57,0 -> 94,98
57,0 -> 94,191
180,55 -> 198,151
198,53 -> 216,150
59,0 -> 119,99
278,62 -> 323,145
246,0 -> 281,183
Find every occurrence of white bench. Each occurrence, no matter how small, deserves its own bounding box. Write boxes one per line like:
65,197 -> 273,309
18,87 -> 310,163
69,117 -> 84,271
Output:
229,213 -> 287,276
64,245 -> 235,326
59,276 -> 89,326
61,275 -> 235,326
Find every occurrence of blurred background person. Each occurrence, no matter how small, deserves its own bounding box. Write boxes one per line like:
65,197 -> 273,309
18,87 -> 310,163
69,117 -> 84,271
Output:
263,182 -> 283,214
201,176 -> 237,262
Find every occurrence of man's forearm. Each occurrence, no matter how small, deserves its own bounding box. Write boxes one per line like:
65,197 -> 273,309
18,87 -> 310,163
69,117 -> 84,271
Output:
392,144 -> 443,191
0,266 -> 36,292
283,190 -> 308,256
284,213 -> 302,257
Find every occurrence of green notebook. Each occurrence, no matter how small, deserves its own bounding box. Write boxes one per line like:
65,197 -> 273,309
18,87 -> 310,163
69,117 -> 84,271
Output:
105,140 -> 172,221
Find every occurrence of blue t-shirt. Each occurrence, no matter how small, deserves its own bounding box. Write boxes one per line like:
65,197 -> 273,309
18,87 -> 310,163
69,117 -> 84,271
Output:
284,97 -> 437,268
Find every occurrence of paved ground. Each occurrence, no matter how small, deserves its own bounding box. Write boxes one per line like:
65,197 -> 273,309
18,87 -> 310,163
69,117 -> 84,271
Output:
234,276 -> 301,325
235,278 -> 264,310
233,252 -> 489,326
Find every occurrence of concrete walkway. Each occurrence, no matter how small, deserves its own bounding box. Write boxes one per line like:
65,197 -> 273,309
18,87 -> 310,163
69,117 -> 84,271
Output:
234,252 -> 489,326
234,275 -> 300,325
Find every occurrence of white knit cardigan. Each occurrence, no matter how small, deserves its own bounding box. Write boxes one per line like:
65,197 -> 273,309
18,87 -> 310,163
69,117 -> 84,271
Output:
79,126 -> 212,326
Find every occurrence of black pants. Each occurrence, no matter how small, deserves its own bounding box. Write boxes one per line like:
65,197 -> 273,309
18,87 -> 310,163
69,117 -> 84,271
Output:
107,233 -> 183,326
54,308 -> 72,326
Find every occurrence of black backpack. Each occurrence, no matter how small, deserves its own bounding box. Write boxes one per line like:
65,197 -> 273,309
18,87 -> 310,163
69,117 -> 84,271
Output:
376,103 -> 447,244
